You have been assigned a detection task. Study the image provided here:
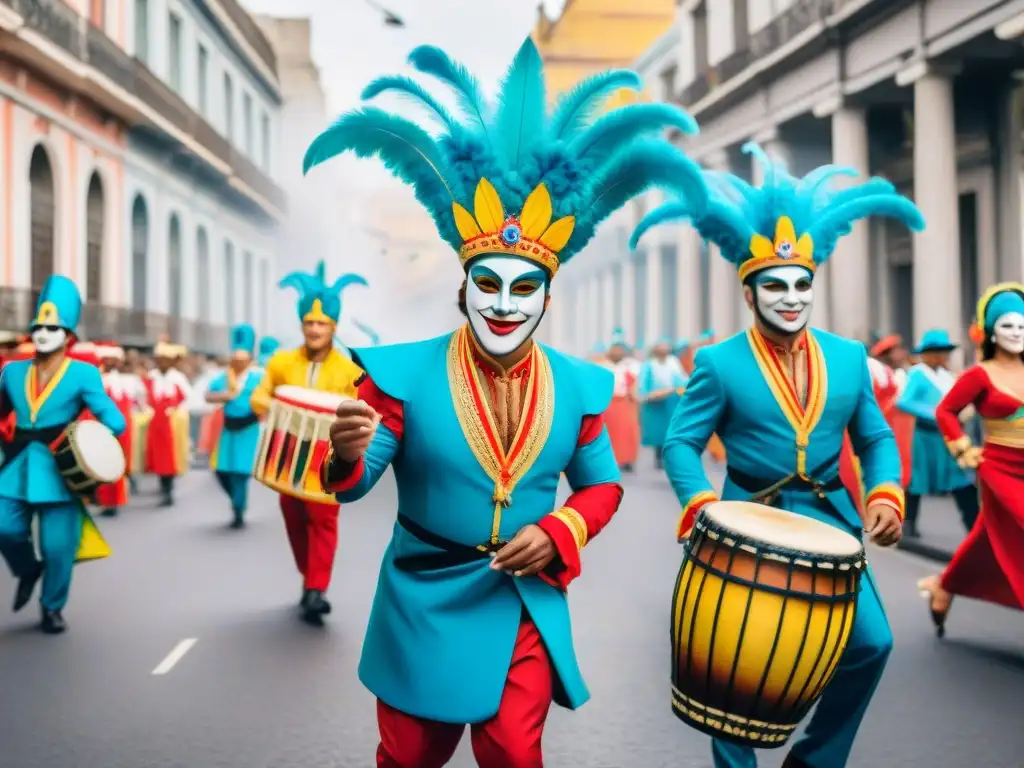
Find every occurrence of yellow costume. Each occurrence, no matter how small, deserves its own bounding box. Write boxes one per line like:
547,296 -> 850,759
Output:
250,347 -> 362,414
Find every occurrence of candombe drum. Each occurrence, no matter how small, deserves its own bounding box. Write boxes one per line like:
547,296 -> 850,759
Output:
53,420 -> 127,496
670,501 -> 864,748
253,385 -> 348,503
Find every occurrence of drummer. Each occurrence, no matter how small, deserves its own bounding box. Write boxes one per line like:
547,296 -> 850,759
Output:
633,144 -> 922,768
0,276 -> 126,634
250,261 -> 367,624
206,325 -> 263,529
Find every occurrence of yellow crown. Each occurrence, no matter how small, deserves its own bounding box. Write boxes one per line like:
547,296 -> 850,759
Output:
452,179 -> 575,276
740,216 -> 816,283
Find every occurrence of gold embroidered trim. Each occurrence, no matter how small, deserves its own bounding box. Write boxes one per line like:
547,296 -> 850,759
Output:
551,507 -> 588,550
26,358 -> 72,423
982,418 -> 1024,448
746,330 -> 828,478
446,326 -> 555,544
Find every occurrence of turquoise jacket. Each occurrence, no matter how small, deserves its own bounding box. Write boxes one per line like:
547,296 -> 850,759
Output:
208,367 -> 264,475
0,358 -> 127,504
664,329 -> 901,533
336,331 -> 619,723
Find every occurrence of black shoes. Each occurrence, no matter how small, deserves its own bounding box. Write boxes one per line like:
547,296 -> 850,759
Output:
229,508 -> 245,529
100,508 -> 118,518
40,610 -> 66,635
12,563 -> 43,613
300,589 -> 332,625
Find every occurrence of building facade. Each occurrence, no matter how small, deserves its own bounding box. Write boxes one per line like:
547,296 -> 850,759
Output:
0,0 -> 285,351
552,0 -> 1024,359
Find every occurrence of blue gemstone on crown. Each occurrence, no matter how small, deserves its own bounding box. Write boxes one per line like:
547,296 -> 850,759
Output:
501,224 -> 521,246
776,240 -> 793,258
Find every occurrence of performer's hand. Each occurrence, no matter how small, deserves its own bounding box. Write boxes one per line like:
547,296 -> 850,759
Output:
864,503 -> 902,547
490,525 -> 557,577
330,399 -> 378,463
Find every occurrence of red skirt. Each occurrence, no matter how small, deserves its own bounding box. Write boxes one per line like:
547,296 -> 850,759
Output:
95,477 -> 128,508
605,396 -> 640,466
942,443 -> 1024,610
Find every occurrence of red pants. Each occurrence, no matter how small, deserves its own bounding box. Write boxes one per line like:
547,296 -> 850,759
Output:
376,617 -> 553,768
278,494 -> 339,591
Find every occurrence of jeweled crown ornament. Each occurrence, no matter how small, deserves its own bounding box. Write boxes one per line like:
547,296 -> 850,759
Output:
302,38 -> 709,277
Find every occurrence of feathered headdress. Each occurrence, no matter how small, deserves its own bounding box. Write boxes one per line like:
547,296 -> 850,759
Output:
279,261 -> 368,324
353,319 -> 381,347
631,142 -> 925,283
303,38 -> 707,277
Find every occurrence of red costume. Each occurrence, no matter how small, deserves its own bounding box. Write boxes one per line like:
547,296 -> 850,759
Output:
341,347 -> 623,766
602,360 -> 640,468
935,365 -> 1024,610
95,367 -> 135,509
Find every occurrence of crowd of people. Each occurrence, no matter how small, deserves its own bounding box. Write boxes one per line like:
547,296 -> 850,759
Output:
1,34 -> 1022,768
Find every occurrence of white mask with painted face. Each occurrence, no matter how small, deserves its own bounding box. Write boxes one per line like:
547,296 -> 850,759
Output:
752,265 -> 814,335
993,311 -> 1024,355
465,255 -> 549,358
31,325 -> 67,355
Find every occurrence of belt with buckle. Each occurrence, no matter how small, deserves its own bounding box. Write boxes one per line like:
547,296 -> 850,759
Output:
393,513 -> 506,573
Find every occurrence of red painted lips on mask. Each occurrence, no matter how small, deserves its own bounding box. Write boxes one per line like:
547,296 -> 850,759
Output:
483,317 -> 525,336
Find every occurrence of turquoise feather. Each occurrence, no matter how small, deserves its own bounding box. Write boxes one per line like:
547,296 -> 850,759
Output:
353,319 -> 381,347
279,261 -> 369,324
571,103 -> 698,165
407,45 -> 489,132
361,75 -> 459,133
493,38 -> 546,166
331,273 -> 370,294
550,69 -> 642,140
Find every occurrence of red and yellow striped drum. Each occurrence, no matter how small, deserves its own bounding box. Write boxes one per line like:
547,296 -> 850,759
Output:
670,501 -> 864,748
253,385 -> 348,503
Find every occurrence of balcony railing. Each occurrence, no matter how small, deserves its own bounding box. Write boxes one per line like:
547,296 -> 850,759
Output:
0,0 -> 286,215
677,0 -> 851,108
0,287 -> 228,351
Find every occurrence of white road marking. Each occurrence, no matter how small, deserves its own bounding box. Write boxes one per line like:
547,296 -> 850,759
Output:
151,638 -> 197,676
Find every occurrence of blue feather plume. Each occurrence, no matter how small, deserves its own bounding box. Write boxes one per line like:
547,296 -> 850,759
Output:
632,141 -> 925,275
279,261 -> 369,324
353,319 -> 381,347
305,37 -> 703,268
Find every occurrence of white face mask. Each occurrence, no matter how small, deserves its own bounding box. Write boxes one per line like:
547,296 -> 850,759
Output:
31,325 -> 67,355
752,266 -> 814,335
465,256 -> 548,358
993,311 -> 1024,355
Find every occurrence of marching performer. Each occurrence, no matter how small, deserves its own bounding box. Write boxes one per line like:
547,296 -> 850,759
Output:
601,330 -> 641,472
0,277 -> 126,633
638,337 -> 688,470
95,343 -> 135,517
311,38 -> 701,766
633,143 -> 923,768
918,284 -> 1024,633
896,330 -> 979,536
867,334 -> 914,487
206,325 -> 263,529
143,343 -> 192,507
250,262 -> 367,622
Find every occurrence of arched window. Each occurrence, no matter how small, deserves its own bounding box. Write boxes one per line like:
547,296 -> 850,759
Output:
196,226 -> 210,323
168,214 -> 182,319
224,240 -> 235,325
85,172 -> 104,303
131,194 -> 148,311
29,145 -> 56,301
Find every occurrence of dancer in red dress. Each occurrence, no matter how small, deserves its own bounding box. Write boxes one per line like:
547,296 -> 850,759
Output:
95,343 -> 134,517
144,342 -> 192,507
601,331 -> 640,472
919,283 -> 1024,635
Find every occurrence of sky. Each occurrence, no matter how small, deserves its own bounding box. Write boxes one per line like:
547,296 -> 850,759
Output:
239,0 -> 568,342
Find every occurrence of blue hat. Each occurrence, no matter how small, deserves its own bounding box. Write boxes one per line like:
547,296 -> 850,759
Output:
914,329 -> 958,354
674,338 -> 690,354
257,337 -> 279,367
280,261 -> 368,325
631,142 -> 925,284
31,275 -> 82,334
699,329 -> 715,342
303,38 -> 705,278
609,327 -> 630,351
230,324 -> 256,356
979,284 -> 1024,332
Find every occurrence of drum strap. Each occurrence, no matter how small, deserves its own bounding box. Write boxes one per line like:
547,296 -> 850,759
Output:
393,513 -> 507,573
223,413 -> 260,431
3,423 -> 70,465
727,454 -> 844,504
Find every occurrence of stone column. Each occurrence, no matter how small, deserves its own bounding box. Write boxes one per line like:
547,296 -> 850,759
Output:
826,103 -> 871,340
645,245 -> 663,345
996,79 -> 1023,280
703,149 -> 738,337
621,257 -> 636,343
677,227 -> 702,339
602,267 -> 616,341
901,64 -> 962,341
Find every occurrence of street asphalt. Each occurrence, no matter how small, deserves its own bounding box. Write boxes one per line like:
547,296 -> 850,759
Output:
0,458 -> 1022,768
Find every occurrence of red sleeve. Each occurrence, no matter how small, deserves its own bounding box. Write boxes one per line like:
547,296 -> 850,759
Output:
936,366 -> 986,446
536,412 -> 623,589
320,374 -> 404,493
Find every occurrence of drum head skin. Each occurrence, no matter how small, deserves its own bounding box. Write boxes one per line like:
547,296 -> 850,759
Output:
74,420 -> 127,482
704,501 -> 862,557
274,385 -> 349,414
